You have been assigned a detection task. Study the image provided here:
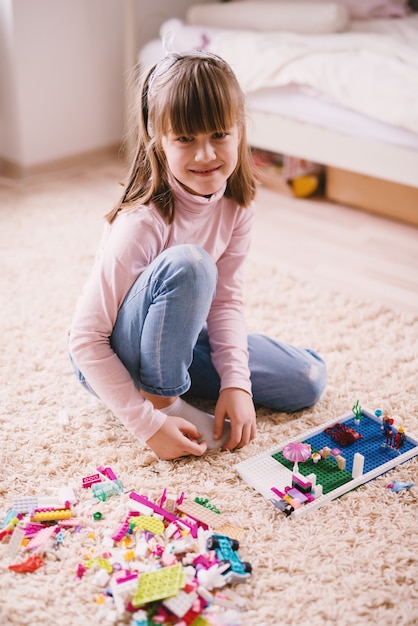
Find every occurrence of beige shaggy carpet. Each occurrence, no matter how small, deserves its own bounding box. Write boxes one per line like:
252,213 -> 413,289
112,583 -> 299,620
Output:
1,159 -> 418,626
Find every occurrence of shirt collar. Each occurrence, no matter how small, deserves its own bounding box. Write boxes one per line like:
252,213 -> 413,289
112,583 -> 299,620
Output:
169,171 -> 227,211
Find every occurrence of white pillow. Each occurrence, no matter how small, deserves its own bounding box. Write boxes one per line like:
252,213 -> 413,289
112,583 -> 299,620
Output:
160,18 -> 223,52
335,0 -> 410,19
186,2 -> 350,34
232,0 -> 411,19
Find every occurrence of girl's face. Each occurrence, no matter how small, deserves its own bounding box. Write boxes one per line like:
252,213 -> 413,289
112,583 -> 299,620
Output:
161,125 -> 240,197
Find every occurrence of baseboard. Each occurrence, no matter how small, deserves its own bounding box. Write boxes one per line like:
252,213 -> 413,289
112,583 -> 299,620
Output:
0,143 -> 124,179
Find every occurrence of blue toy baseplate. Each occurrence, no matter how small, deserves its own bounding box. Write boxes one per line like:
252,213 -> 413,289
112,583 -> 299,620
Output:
235,407 -> 418,519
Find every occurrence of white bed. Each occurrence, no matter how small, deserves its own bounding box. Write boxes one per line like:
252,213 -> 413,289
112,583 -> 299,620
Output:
137,1 -> 418,194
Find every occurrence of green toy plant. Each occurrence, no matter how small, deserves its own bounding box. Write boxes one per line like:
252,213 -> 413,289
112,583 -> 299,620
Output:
352,399 -> 362,423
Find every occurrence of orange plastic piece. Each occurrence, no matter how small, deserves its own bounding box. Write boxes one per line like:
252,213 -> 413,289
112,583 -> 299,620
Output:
9,554 -> 44,573
124,550 -> 135,561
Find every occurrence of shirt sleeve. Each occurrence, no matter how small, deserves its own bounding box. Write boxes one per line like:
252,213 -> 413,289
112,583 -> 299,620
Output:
68,208 -> 169,442
206,201 -> 255,396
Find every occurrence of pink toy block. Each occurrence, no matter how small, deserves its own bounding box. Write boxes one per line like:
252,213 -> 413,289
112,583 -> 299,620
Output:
82,474 -> 102,488
27,525 -> 57,550
111,521 -> 130,542
97,466 -> 118,481
129,493 -> 198,537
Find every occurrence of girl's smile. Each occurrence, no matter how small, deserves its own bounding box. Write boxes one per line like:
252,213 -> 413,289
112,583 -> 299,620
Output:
162,126 -> 240,196
190,166 -> 221,175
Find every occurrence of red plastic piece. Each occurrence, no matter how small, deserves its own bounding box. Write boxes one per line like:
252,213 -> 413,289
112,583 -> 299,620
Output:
9,554 -> 44,573
325,423 -> 362,446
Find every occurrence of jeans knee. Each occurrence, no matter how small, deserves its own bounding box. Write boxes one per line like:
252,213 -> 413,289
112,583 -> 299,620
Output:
168,245 -> 217,293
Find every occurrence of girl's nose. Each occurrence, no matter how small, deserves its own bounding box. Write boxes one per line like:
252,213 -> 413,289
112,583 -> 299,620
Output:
195,141 -> 216,162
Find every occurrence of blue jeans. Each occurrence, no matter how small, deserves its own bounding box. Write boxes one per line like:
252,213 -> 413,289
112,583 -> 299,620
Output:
73,244 -> 326,412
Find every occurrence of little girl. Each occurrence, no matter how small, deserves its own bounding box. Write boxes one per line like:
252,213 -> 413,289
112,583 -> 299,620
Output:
69,51 -> 326,460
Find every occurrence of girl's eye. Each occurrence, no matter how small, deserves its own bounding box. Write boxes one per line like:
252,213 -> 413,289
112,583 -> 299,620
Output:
175,132 -> 228,142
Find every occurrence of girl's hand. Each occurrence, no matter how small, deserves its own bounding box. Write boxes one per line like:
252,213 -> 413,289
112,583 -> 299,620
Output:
146,416 -> 208,460
213,388 -> 257,450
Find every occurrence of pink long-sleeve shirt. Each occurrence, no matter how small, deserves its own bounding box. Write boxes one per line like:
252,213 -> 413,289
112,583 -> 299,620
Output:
69,176 -> 254,442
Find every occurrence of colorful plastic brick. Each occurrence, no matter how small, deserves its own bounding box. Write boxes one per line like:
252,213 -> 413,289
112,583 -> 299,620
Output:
130,610 -> 148,626
110,575 -> 140,615
214,522 -> 245,540
12,489 -> 77,514
111,521 -> 130,542
85,557 -> 113,573
1,509 -> 20,529
129,493 -> 198,536
23,522 -> 45,537
9,554 -> 44,573
188,617 -> 210,626
177,500 -> 225,530
27,525 -> 57,550
159,489 -> 180,513
30,509 -> 72,523
92,479 -> 123,501
131,563 -> 185,607
5,525 -> 25,560
387,480 -> 415,492
130,515 -> 165,536
82,473 -> 102,488
206,534 -> 252,584
0,516 -> 21,541
12,497 -> 39,514
163,589 -> 198,618
97,466 -> 118,481
194,497 -> 221,514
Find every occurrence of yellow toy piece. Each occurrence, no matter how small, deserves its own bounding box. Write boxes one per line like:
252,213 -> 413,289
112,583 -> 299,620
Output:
291,175 -> 319,198
130,515 -> 165,536
85,557 -> 113,573
31,509 -> 72,523
190,617 -> 211,626
124,549 -> 135,561
132,563 -> 185,607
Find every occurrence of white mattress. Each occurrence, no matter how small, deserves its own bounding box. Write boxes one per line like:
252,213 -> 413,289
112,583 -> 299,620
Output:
247,86 -> 418,151
208,16 -> 418,136
139,39 -> 418,152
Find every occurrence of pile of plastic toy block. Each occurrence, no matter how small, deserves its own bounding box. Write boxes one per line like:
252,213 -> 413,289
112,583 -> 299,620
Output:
0,465 -> 250,625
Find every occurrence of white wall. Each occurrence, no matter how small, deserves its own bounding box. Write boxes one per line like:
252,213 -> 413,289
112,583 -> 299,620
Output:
0,0 -> 125,174
133,0 -> 215,50
0,0 -> 216,175
0,0 -> 21,166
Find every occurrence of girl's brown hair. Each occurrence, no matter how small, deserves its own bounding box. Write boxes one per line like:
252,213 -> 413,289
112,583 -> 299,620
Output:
105,52 -> 256,224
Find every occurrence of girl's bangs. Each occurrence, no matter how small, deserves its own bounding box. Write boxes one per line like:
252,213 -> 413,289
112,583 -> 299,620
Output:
159,65 -> 241,137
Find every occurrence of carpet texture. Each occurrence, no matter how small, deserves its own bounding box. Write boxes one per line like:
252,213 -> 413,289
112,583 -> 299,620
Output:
1,160 -> 418,626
